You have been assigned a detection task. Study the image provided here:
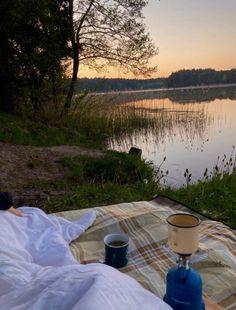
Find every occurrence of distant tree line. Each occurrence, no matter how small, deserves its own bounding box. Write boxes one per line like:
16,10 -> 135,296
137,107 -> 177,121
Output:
167,69 -> 236,88
75,78 -> 166,93
75,69 -> 236,93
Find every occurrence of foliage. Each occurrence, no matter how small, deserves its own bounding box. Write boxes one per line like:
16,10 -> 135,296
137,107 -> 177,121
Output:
60,151 -> 154,184
161,150 -> 236,228
44,150 -> 159,213
0,112 -> 82,146
1,100 -> 236,228
0,0 -> 70,113
48,147 -> 236,229
0,99 -> 156,148
46,181 -> 159,213
0,0 -> 18,112
48,150 -> 236,229
74,77 -> 166,93
64,0 -> 157,109
69,0 -> 156,74
0,0 -> 157,114
162,171 -> 236,228
72,69 -> 236,94
168,68 -> 236,88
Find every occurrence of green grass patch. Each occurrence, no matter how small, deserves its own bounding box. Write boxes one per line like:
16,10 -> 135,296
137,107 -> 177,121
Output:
60,150 -> 154,184
1,107 -> 236,229
47,181 -> 159,213
161,171 -> 236,228
0,112 -> 82,146
0,101 -> 154,148
46,172 -> 236,229
50,151 -> 236,228
47,150 -> 158,212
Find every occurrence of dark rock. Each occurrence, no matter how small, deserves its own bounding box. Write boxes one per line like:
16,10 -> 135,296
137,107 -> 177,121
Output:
129,147 -> 142,158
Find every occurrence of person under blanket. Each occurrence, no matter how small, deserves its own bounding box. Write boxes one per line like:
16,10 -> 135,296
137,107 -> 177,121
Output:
0,204 -> 171,309
0,192 -> 23,216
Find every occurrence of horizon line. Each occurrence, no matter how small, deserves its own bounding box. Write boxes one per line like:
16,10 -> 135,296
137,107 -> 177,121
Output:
78,67 -> 236,80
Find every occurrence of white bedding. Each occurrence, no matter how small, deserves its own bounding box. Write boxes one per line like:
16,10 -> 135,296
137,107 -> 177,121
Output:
0,207 -> 171,310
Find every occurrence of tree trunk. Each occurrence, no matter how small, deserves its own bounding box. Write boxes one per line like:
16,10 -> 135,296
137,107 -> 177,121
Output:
64,45 -> 79,112
0,41 -> 14,112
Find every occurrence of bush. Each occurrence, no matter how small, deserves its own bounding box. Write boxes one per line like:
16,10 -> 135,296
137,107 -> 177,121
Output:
60,150 -> 154,184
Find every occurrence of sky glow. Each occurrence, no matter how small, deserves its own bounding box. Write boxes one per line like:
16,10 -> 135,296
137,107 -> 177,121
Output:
80,0 -> 236,78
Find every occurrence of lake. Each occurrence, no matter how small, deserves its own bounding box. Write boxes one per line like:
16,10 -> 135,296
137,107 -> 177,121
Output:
107,86 -> 236,187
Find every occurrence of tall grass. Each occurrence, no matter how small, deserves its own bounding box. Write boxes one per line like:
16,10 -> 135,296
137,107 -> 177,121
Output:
162,171 -> 236,228
0,93 -> 210,150
162,150 -> 236,227
0,98 -> 159,148
59,150 -> 154,184
67,95 -> 210,149
46,150 -> 158,212
46,149 -> 236,228
67,97 -> 158,148
0,112 -> 82,146
1,96 -> 236,228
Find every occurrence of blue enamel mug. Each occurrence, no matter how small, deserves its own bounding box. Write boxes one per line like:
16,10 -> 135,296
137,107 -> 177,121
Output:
104,233 -> 129,268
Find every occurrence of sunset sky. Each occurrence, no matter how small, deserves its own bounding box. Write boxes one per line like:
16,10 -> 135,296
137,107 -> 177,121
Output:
80,0 -> 236,78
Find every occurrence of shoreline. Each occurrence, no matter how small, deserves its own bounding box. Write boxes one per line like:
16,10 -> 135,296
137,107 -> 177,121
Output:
86,83 -> 236,96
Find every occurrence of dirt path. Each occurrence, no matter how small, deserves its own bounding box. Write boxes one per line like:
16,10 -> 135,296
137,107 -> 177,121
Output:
0,142 -> 104,209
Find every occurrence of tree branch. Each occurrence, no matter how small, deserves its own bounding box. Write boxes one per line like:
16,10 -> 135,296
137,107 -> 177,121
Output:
75,0 -> 95,42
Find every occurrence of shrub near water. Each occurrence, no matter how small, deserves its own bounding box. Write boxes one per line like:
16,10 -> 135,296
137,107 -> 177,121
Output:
60,150 -> 154,184
50,151 -> 157,212
53,150 -> 236,229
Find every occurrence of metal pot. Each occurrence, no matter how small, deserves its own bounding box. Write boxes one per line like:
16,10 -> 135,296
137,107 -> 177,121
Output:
167,213 -> 200,256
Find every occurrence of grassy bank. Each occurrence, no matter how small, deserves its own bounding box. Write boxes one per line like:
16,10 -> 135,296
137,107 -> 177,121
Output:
45,150 -> 236,228
161,172 -> 236,228
0,101 -> 156,148
0,112 -> 82,147
46,151 -> 158,212
1,111 -> 236,228
51,172 -> 236,228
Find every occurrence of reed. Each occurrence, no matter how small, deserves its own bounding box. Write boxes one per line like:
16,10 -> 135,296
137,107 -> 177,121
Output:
162,150 -> 236,228
1,97 -> 236,228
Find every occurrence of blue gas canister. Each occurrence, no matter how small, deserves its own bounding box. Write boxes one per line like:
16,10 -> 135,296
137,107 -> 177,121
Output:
164,265 -> 205,310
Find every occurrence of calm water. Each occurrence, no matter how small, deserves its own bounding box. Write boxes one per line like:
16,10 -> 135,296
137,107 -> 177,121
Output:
107,87 -> 236,187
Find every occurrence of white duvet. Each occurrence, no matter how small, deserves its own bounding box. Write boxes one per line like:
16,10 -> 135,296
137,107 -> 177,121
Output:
0,207 -> 171,310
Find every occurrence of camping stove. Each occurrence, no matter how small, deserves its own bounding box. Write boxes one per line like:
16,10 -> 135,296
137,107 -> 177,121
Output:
163,213 -> 205,310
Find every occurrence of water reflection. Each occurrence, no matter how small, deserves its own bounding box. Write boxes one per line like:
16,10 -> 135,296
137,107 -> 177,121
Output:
99,84 -> 236,105
107,89 -> 236,187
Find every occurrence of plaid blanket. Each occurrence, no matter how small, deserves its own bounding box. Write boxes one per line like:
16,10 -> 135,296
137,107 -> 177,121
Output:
55,196 -> 236,309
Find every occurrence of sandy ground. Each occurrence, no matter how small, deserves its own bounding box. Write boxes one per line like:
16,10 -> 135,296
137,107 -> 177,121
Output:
0,142 -> 103,209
